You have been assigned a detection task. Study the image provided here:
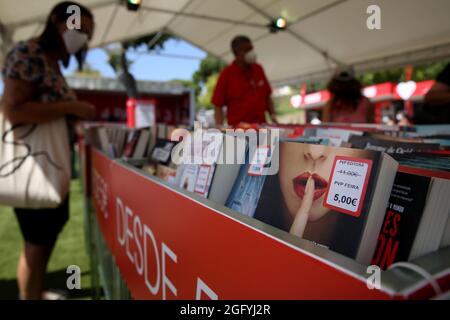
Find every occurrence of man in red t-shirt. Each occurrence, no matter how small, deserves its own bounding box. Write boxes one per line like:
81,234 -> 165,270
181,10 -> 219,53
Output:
212,35 -> 277,127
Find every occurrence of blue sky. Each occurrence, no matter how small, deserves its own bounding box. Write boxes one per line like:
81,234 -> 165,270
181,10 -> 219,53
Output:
0,38 -> 206,94
64,38 -> 206,81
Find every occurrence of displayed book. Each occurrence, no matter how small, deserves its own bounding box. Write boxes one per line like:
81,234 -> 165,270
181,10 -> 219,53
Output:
423,139 -> 450,148
225,163 -> 267,217
404,125 -> 450,138
224,132 -> 279,216
304,127 -> 364,146
113,127 -> 129,157
281,137 -> 330,145
348,135 -> 440,157
149,125 -> 158,153
441,215 -> 450,249
171,131 -> 245,202
122,130 -> 141,158
176,164 -> 199,193
175,131 -> 220,198
348,123 -> 400,132
252,142 -> 398,265
394,152 -> 450,173
97,127 -> 112,156
157,124 -> 167,139
226,136 -> 330,217
131,129 -> 150,159
149,139 -> 178,166
207,134 -> 247,205
156,164 -> 177,184
371,166 -> 450,269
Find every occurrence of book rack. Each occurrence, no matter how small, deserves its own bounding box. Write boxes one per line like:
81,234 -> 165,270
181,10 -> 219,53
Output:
79,143 -> 450,300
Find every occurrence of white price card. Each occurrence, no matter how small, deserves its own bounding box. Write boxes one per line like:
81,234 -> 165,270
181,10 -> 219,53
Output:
135,102 -> 155,128
194,165 -> 212,196
152,148 -> 171,163
324,156 -> 373,217
248,146 -> 270,176
179,164 -> 198,192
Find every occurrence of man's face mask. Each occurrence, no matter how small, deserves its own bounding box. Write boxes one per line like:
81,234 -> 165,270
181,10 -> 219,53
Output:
244,49 -> 257,64
63,29 -> 89,55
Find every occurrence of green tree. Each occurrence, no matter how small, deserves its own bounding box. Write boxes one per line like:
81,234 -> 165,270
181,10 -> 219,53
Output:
304,61 -> 449,93
192,54 -> 226,96
198,73 -> 219,109
105,32 -> 173,97
357,61 -> 448,86
72,63 -> 101,77
187,55 -> 226,110
169,79 -> 196,89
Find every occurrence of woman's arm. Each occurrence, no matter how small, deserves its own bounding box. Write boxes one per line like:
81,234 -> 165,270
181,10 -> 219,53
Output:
1,78 -> 95,124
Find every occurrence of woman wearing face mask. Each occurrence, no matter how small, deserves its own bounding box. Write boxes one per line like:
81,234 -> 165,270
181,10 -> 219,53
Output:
0,1 -> 95,299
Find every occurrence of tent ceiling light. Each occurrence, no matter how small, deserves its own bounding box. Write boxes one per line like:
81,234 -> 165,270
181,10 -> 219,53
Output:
269,17 -> 287,33
126,0 -> 141,12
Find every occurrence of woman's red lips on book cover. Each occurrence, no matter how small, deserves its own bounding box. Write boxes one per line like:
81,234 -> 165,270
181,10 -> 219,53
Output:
293,172 -> 328,200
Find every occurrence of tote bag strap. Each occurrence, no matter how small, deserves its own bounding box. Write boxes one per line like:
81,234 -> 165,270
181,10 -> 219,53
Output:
0,122 -> 63,178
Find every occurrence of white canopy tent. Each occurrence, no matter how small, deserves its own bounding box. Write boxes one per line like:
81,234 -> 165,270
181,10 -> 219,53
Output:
1,0 -> 450,86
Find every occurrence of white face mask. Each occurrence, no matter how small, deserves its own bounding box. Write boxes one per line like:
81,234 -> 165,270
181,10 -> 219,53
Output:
244,49 -> 257,64
62,29 -> 88,54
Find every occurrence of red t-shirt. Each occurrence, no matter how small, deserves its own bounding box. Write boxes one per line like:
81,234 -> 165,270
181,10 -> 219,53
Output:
212,61 -> 272,126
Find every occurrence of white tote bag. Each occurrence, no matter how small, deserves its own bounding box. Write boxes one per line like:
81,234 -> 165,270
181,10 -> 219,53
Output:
0,112 -> 71,209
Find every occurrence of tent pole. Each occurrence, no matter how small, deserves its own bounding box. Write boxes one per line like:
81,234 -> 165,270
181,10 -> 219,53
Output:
161,0 -> 195,31
140,5 -> 267,29
100,2 -> 120,45
239,0 -> 345,68
5,0 -> 116,30
290,0 -> 350,26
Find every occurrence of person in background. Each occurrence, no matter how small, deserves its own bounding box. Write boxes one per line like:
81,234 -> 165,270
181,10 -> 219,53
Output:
212,35 -> 277,127
422,63 -> 450,124
322,70 -> 374,123
0,1 -> 95,299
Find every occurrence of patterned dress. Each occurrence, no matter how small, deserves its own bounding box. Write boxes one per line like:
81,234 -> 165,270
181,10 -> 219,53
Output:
2,39 -> 76,103
2,39 -> 77,167
1,39 -> 76,244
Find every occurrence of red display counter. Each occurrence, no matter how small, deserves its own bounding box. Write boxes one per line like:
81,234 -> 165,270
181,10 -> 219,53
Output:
80,145 -> 450,300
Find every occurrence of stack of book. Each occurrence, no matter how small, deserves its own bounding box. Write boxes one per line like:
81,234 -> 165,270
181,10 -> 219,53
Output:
85,122 -> 450,268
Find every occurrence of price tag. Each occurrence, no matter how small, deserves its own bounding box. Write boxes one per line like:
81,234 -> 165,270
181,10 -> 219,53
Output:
152,148 -> 171,163
248,146 -> 270,176
152,142 -> 174,163
135,103 -> 155,128
324,156 -> 373,217
194,165 -> 212,196
179,164 -> 198,192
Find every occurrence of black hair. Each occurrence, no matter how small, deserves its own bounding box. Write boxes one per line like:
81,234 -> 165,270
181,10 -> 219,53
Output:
38,1 -> 93,68
327,71 -> 363,111
231,35 -> 251,55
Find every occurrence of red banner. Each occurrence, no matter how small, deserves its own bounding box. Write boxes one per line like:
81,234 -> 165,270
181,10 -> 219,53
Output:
92,150 -> 116,252
90,148 -> 397,300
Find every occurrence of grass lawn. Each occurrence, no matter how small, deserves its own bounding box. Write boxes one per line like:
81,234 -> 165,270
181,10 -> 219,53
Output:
0,179 -> 92,300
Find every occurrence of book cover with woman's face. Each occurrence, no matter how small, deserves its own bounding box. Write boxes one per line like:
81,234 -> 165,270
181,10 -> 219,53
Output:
254,142 -> 379,258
